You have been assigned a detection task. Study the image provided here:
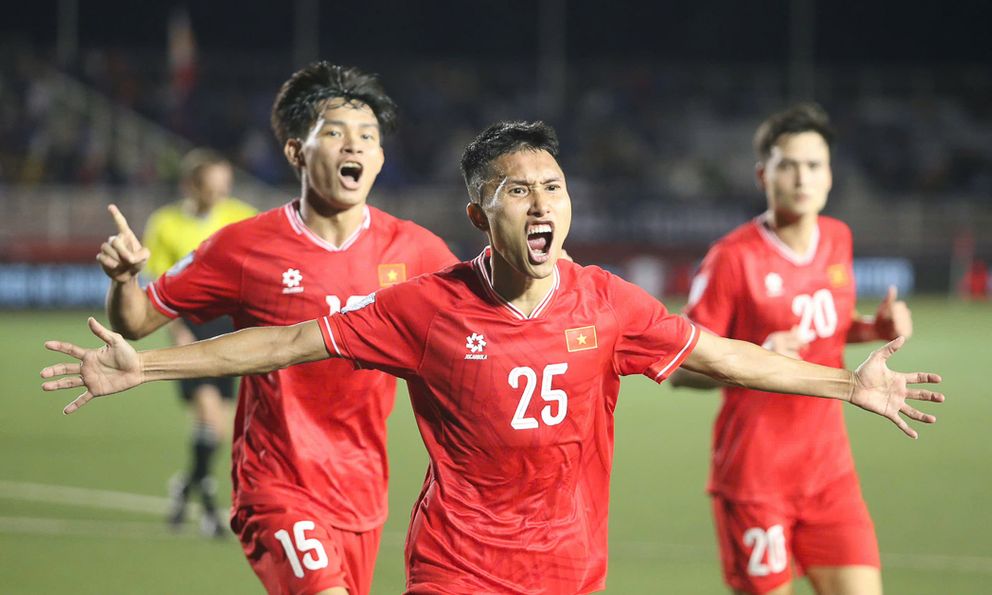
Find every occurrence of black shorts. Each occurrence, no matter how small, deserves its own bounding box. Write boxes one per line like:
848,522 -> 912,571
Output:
178,317 -> 236,402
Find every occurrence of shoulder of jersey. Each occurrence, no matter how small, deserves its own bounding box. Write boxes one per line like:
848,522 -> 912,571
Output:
203,204 -> 280,246
817,215 -> 852,240
370,206 -> 440,240
713,219 -> 761,252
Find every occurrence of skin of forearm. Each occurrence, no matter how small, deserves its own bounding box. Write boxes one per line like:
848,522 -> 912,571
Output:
686,336 -> 855,402
140,321 -> 327,382
106,278 -> 161,340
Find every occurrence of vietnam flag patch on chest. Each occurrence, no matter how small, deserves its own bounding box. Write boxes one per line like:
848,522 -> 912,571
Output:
565,325 -> 598,352
378,263 -> 407,287
827,263 -> 849,288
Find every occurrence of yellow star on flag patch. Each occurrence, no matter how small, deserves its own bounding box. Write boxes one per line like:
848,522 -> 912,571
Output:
827,263 -> 849,288
565,325 -> 598,352
378,263 -> 407,287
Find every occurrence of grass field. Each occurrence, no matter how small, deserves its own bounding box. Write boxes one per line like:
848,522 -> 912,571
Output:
1,298 -> 989,594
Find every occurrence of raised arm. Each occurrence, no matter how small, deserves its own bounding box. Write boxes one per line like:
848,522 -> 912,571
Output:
99,205 -> 171,339
682,331 -> 943,438
41,317 -> 330,414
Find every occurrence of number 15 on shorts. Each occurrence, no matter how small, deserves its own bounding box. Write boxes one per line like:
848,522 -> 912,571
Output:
275,520 -> 329,578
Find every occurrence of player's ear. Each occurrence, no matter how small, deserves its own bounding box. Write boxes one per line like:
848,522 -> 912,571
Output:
284,139 -> 304,170
466,202 -> 489,232
755,161 -> 767,191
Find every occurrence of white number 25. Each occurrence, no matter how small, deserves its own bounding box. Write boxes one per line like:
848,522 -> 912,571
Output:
509,363 -> 568,430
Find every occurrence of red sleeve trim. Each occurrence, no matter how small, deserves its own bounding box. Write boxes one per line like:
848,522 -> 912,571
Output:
145,283 -> 180,319
648,323 -> 700,383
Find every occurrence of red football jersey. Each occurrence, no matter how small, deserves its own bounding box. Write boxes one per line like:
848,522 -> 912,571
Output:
148,201 -> 457,531
685,214 -> 858,501
319,248 -> 699,594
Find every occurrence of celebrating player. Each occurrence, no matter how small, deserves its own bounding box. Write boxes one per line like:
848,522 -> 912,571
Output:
43,121 -> 942,595
93,62 -> 456,594
671,104 -> 913,595
102,149 -> 257,536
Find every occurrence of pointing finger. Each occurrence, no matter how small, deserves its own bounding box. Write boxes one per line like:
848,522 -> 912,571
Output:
108,204 -> 133,236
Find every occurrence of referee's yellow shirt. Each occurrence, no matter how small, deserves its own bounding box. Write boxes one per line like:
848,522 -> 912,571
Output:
143,198 -> 258,279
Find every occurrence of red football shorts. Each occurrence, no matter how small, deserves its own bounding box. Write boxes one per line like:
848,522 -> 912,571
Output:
232,504 -> 382,595
710,472 -> 880,594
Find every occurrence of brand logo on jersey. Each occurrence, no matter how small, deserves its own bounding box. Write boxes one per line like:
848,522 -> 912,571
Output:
565,325 -> 598,352
765,272 -> 784,297
465,333 -> 488,360
282,268 -> 304,294
827,263 -> 849,288
167,252 -> 194,277
378,263 -> 407,287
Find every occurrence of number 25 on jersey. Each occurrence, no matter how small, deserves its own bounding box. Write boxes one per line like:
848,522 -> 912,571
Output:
509,363 -> 568,430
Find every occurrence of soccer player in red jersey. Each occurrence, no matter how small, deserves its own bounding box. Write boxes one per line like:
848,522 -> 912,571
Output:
94,62 -> 457,595
44,121 -> 942,595
671,104 -> 914,595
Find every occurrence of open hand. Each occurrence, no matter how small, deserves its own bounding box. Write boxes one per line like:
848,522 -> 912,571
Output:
40,318 -> 144,414
849,336 -> 943,438
97,204 -> 150,282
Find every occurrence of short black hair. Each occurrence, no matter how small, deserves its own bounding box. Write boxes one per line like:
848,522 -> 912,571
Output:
753,103 -> 835,162
270,62 -> 398,147
460,120 -> 560,204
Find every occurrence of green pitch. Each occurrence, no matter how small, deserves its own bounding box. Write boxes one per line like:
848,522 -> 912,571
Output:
1,299 -> 988,594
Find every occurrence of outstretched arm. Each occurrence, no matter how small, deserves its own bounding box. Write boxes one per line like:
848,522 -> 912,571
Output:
99,205 -> 171,339
41,317 -> 329,414
682,332 -> 943,438
671,326 -> 807,389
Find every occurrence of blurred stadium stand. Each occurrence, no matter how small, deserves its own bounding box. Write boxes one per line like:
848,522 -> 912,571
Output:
2,43 -> 990,306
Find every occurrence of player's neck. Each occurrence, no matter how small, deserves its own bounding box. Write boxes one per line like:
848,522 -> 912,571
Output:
766,210 -> 818,255
489,251 -> 556,317
298,197 -> 366,247
182,197 -> 214,218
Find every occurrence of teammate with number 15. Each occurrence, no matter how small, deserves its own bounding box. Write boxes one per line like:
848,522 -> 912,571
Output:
99,62 -> 456,594
45,121 -> 943,595
673,104 -> 913,595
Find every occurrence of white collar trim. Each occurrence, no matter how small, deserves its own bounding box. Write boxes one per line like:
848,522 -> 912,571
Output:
472,246 -> 560,321
283,203 -> 371,252
754,212 -> 819,266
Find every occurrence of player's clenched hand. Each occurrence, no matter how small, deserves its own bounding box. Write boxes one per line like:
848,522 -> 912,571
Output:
761,327 -> 806,359
848,336 -> 943,439
873,285 -> 913,340
40,317 -> 144,415
97,204 -> 150,282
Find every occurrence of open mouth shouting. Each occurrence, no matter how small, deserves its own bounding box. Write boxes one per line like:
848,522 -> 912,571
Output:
338,161 -> 364,190
526,222 -> 554,264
